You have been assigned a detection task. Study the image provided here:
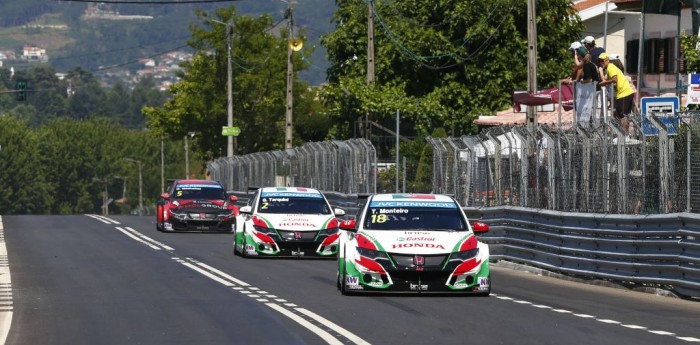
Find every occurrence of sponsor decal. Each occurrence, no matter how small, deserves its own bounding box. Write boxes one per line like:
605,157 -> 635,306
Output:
409,283 -> 429,291
278,222 -> 316,228
345,276 -> 359,285
245,244 -> 256,252
403,231 -> 431,235
478,277 -> 490,287
392,243 -> 446,249
453,283 -> 468,288
182,202 -> 225,209
370,201 -> 457,209
292,251 -> 305,256
396,236 -> 435,242
177,184 -> 222,189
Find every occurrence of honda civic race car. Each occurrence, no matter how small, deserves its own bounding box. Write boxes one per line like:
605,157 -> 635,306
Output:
337,193 -> 490,295
156,179 -> 239,233
233,187 -> 346,258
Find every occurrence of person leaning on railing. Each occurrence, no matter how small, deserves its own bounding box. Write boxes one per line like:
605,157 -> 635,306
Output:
597,52 -> 635,134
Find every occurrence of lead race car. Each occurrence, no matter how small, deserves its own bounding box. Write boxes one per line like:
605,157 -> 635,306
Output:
156,179 -> 239,232
233,187 -> 346,258
337,193 -> 491,295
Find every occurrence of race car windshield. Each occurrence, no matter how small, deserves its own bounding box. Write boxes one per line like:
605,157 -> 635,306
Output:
258,197 -> 331,214
173,187 -> 227,200
364,207 -> 466,231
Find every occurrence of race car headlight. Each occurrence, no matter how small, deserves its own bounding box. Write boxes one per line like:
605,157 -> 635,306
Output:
253,225 -> 276,235
451,248 -> 479,261
168,208 -> 187,220
320,227 -> 338,236
356,247 -> 388,260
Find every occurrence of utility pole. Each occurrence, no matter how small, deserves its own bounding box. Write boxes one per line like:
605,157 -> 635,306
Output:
366,0 -> 376,140
285,0 -> 295,150
526,0 -> 538,130
226,19 -> 235,156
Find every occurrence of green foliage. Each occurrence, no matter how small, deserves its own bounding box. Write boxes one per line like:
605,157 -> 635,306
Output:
321,0 -> 583,138
0,116 -> 52,214
0,115 -> 200,215
681,33 -> 700,74
143,7 -> 321,159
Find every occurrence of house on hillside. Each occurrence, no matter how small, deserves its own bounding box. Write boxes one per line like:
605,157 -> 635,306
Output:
22,46 -> 48,63
475,0 -> 697,127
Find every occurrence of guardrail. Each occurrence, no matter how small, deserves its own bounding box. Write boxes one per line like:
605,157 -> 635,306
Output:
463,206 -> 700,298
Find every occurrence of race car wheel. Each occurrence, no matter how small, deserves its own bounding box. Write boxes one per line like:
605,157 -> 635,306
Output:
238,230 -> 248,258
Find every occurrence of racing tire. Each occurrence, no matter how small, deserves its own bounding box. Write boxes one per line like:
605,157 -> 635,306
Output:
238,231 -> 248,258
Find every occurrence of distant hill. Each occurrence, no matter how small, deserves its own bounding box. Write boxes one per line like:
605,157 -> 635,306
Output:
0,0 -> 336,85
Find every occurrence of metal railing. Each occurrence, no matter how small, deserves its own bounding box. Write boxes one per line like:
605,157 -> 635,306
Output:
207,138 -> 377,194
463,206 -> 700,298
428,112 -> 700,214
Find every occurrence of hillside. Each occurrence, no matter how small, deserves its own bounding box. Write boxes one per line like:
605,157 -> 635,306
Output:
0,0 -> 336,85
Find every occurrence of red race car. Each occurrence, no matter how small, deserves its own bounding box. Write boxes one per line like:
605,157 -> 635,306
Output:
156,179 -> 239,233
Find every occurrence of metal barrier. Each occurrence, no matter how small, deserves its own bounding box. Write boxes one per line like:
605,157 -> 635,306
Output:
429,111 -> 700,214
463,206 -> 700,298
207,138 -> 377,194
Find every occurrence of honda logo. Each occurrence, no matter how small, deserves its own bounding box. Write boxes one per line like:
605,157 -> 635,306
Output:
200,213 -> 206,219
413,255 -> 425,266
294,231 -> 302,239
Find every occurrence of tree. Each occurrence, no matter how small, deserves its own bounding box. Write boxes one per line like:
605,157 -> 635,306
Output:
0,116 -> 53,214
143,6 -> 316,160
321,0 -> 584,138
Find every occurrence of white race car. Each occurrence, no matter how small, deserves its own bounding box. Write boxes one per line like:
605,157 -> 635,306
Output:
337,193 -> 490,295
233,187 -> 346,258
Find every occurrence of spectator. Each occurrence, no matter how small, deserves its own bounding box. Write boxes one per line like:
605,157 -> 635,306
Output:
598,52 -> 635,133
561,42 -> 587,84
582,35 -> 606,68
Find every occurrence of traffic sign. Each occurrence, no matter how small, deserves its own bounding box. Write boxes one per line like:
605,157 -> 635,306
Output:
222,126 -> 241,137
640,96 -> 679,136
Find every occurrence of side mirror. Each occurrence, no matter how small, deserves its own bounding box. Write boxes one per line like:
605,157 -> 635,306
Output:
239,205 -> 253,214
229,195 -> 238,202
473,221 -> 489,234
339,219 -> 357,232
334,208 -> 346,217
160,193 -> 170,200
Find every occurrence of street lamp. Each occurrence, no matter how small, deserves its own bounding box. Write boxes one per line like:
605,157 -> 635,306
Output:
185,131 -> 195,178
124,158 -> 143,216
202,16 -> 235,157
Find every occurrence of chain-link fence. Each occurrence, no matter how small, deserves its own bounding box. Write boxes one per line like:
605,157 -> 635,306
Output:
207,138 -> 377,194
429,112 -> 700,214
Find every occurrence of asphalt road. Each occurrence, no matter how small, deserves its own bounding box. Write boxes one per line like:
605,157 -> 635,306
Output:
1,215 -> 698,345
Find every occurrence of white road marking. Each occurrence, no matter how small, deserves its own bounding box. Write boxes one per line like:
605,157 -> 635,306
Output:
295,307 -> 371,345
495,292 -> 697,342
266,303 -> 344,345
115,227 -> 161,250
0,216 -> 12,345
85,214 -> 120,224
84,215 -> 371,345
124,227 -> 173,250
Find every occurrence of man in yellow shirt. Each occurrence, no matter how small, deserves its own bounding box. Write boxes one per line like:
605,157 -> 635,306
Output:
598,52 -> 635,133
